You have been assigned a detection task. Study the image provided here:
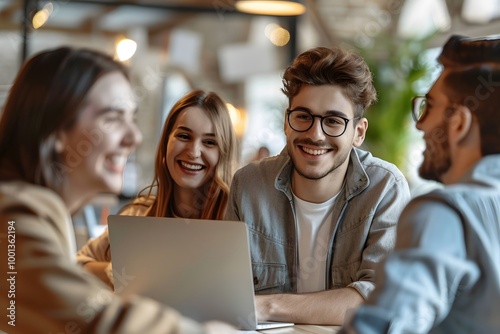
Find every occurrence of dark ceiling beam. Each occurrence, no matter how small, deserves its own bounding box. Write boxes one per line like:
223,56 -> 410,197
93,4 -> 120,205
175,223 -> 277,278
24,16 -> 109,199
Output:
68,0 -> 301,18
69,0 -> 244,15
22,0 -> 38,64
285,15 -> 298,64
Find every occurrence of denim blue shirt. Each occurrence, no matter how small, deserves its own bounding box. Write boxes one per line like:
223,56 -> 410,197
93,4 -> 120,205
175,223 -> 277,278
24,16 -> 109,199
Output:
342,154 -> 500,333
226,147 -> 410,299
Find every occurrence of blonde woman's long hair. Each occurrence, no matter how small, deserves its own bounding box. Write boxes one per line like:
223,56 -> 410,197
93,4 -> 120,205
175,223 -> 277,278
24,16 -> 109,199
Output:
141,90 -> 237,219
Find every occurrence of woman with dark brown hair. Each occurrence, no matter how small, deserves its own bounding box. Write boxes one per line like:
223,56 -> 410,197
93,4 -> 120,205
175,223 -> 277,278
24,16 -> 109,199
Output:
0,47 -> 234,333
77,89 -> 238,287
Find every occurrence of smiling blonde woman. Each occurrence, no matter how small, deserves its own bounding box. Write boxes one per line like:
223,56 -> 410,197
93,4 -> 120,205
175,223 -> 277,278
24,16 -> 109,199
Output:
77,89 -> 238,287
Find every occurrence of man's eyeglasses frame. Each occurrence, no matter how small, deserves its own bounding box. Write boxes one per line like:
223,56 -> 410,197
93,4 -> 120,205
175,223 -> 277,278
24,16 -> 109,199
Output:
286,108 -> 360,138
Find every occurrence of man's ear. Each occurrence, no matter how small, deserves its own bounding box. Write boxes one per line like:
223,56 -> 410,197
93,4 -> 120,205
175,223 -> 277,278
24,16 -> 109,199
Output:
353,117 -> 368,147
448,105 -> 473,144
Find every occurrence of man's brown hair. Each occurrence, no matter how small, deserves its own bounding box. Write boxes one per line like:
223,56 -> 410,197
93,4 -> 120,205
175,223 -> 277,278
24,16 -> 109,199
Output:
282,46 -> 377,117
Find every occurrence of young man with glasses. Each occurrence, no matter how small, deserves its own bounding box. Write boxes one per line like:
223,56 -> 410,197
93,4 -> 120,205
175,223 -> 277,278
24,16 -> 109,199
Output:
226,46 -> 410,325
341,35 -> 500,333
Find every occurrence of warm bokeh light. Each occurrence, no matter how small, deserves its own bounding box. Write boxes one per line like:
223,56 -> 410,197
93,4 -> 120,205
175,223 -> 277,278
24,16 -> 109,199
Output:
264,23 -> 280,38
115,38 -> 137,62
264,23 -> 290,46
32,3 -> 53,29
226,103 -> 247,137
269,27 -> 290,46
235,1 -> 306,16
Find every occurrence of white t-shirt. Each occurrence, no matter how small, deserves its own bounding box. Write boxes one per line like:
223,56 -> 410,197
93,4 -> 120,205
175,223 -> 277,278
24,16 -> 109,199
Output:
293,192 -> 338,293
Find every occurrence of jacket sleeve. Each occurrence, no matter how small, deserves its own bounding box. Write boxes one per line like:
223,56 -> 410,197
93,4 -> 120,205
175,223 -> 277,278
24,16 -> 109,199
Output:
0,209 -> 207,334
341,198 -> 480,334
347,172 -> 411,299
76,228 -> 112,265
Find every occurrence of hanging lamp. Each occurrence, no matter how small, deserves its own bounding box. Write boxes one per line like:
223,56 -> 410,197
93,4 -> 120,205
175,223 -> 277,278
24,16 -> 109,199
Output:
235,0 -> 306,16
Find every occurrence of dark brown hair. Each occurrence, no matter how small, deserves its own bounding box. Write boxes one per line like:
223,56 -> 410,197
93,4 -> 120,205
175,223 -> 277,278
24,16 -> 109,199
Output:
0,47 -> 128,190
282,46 -> 377,117
438,35 -> 500,156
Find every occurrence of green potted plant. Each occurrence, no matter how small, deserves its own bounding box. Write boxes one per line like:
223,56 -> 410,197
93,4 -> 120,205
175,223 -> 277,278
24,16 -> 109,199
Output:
359,34 -> 435,174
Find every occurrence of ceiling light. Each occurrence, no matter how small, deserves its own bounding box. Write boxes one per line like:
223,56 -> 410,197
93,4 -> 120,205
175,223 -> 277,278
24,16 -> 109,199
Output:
32,2 -> 53,29
115,38 -> 137,62
235,0 -> 306,16
265,24 -> 290,46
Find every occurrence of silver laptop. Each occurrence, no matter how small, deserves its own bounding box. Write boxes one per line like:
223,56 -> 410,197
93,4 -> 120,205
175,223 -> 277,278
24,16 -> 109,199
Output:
107,215 -> 293,331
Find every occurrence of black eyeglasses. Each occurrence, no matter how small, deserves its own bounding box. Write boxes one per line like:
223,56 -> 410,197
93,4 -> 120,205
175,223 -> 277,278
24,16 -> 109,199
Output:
412,96 -> 427,122
287,109 -> 359,137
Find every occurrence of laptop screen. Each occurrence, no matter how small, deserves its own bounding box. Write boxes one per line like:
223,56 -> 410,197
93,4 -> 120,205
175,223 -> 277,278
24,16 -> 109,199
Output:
108,215 -> 259,329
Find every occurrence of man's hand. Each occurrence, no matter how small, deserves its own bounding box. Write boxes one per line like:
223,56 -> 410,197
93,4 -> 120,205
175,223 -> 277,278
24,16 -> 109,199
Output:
255,294 -> 273,321
254,288 -> 364,325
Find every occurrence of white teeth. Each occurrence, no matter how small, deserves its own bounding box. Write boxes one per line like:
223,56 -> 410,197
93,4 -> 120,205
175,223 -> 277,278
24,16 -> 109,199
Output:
110,155 -> 127,166
302,147 -> 327,156
180,161 -> 203,170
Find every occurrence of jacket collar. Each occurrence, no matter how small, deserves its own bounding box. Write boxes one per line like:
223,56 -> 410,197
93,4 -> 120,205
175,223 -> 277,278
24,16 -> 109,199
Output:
274,147 -> 370,201
460,154 -> 500,187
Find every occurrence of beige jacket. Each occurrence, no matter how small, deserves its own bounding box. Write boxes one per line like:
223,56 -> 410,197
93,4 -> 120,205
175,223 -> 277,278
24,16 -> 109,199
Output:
0,182 -> 204,333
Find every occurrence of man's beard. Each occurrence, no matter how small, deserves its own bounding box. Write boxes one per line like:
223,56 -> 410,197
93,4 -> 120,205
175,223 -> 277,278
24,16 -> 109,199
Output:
293,156 -> 347,180
288,140 -> 350,181
418,121 -> 452,183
